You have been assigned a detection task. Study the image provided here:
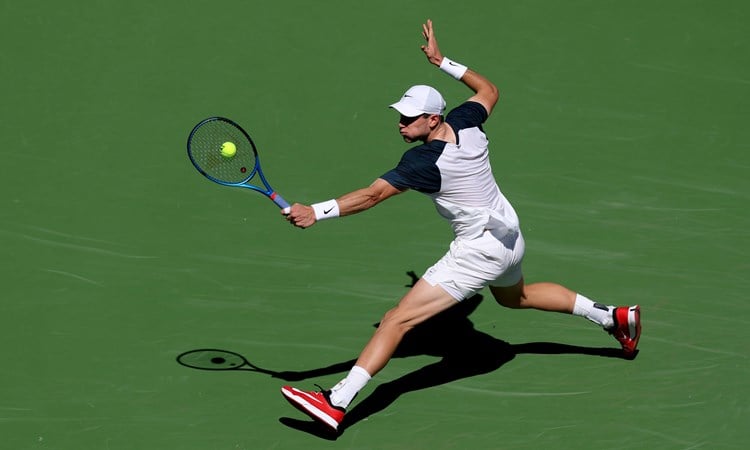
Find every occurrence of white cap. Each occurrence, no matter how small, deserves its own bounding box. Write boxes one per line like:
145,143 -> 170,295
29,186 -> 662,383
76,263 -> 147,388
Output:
389,85 -> 446,117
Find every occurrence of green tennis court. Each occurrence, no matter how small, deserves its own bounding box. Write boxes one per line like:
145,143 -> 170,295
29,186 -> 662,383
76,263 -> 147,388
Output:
1,1 -> 748,448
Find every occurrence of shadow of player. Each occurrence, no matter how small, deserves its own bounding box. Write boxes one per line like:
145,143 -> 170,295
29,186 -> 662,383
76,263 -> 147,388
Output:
177,271 -> 631,440
274,272 -> 628,439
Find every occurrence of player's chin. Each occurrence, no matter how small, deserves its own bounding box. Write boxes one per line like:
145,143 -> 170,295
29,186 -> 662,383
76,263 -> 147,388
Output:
401,135 -> 416,143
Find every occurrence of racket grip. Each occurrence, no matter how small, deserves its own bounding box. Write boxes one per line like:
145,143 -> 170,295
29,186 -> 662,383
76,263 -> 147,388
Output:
271,193 -> 290,210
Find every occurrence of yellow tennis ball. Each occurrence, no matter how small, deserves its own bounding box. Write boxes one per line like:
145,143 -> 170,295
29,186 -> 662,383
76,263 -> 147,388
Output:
220,142 -> 236,158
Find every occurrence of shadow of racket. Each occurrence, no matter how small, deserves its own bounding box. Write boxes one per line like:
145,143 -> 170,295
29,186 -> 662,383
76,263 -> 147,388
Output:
176,348 -> 278,375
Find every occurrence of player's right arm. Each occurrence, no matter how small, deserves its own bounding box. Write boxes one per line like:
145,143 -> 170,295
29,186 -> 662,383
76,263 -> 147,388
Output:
282,179 -> 403,229
337,178 -> 403,216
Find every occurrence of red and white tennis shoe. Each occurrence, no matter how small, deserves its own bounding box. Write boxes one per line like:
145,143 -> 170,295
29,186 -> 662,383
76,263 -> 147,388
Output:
281,386 -> 345,431
608,305 -> 641,357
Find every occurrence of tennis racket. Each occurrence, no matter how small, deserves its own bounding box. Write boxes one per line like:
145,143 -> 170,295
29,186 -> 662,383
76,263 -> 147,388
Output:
176,348 -> 275,375
187,117 -> 290,210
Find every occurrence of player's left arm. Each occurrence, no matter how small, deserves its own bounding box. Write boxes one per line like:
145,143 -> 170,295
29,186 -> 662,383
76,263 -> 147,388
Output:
283,178 -> 403,229
420,19 -> 499,116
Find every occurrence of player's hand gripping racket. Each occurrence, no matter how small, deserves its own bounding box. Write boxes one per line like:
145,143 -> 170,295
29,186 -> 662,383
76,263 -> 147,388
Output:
187,117 -> 290,210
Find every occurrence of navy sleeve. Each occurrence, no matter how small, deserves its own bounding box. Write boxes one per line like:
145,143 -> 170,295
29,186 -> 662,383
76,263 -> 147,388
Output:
380,141 -> 445,194
445,101 -> 488,130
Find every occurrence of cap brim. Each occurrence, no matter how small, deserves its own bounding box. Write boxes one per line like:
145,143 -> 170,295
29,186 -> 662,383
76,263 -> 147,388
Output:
389,101 -> 423,117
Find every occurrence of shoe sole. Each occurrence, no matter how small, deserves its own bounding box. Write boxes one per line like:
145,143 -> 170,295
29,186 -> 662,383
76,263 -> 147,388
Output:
625,305 -> 641,356
281,387 -> 340,431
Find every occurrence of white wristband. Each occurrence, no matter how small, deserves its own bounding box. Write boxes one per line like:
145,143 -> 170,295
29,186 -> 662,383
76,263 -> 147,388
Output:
311,199 -> 340,221
439,56 -> 468,80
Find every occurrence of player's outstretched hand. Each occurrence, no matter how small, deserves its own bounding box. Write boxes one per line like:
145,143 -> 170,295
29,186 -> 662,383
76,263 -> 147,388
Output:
282,203 -> 316,229
421,19 -> 444,67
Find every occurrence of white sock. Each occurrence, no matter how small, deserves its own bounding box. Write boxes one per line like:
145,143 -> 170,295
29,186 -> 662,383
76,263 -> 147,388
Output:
572,293 -> 614,329
328,365 -> 371,409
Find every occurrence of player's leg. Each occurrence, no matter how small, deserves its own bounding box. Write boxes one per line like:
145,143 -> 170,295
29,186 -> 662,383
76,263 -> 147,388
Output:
490,278 -> 576,313
281,279 -> 457,431
326,279 -> 457,410
490,279 -> 641,356
354,278 -> 458,376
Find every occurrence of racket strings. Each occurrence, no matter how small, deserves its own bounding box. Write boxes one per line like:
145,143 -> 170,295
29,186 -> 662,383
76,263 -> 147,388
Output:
188,119 -> 257,184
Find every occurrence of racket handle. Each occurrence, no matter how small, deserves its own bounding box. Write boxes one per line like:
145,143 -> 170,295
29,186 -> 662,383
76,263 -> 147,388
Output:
270,193 -> 290,210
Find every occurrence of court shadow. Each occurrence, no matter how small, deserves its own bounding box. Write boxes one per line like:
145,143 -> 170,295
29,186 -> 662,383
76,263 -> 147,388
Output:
275,273 -> 630,439
177,271 -> 631,440
337,337 -> 625,435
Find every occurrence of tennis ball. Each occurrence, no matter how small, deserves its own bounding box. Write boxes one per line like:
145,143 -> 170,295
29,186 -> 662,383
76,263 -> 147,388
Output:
220,142 -> 237,158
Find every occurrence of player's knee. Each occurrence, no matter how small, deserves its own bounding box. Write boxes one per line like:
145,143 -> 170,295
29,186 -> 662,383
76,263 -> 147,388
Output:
490,285 -> 526,309
379,307 -> 416,336
490,279 -> 528,309
495,295 -> 524,309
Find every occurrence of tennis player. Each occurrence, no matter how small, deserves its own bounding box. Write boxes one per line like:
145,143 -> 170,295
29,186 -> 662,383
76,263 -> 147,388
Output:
281,19 -> 641,432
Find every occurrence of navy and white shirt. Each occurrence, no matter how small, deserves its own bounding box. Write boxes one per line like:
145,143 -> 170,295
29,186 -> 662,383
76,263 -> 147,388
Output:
381,101 -> 519,239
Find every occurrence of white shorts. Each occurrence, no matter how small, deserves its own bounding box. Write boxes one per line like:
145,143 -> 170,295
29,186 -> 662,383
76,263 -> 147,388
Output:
422,229 -> 525,301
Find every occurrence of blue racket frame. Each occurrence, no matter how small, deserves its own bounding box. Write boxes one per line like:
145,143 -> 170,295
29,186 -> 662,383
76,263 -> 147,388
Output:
187,117 -> 290,210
